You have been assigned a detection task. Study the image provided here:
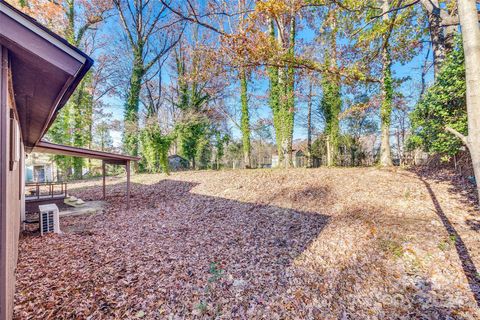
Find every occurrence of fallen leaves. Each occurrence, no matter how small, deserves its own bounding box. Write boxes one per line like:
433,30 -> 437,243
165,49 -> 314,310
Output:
13,168 -> 480,319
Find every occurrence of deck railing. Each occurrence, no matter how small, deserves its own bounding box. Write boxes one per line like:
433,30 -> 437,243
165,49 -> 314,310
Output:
25,182 -> 67,200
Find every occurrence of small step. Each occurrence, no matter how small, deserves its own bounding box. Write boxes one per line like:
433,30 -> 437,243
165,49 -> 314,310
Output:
64,195 -> 86,207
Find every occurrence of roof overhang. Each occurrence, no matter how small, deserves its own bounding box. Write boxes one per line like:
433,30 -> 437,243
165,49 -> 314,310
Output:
0,1 -> 93,151
33,141 -> 140,165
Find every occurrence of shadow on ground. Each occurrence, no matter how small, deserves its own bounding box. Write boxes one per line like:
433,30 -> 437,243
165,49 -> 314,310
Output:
16,179 -> 330,318
419,178 -> 480,307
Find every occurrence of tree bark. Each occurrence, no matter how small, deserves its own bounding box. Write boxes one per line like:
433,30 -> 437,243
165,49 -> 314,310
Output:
276,26 -> 289,168
268,15 -> 296,169
326,136 -> 332,167
379,0 -> 393,167
321,10 -> 340,167
420,0 -> 456,78
427,9 -> 447,76
307,80 -> 313,168
456,0 -> 480,200
240,69 -> 251,168
267,19 -> 283,165
284,15 -> 296,169
124,48 -> 144,156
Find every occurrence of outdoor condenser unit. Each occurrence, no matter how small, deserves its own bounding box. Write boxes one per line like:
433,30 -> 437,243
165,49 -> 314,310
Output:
38,204 -> 60,235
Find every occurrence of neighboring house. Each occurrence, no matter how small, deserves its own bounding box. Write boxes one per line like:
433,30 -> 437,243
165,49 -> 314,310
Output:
25,153 -> 56,183
271,153 -> 279,168
168,154 -> 189,171
272,140 -> 308,168
0,3 -> 139,319
272,150 -> 306,168
357,134 -> 380,166
293,149 -> 306,168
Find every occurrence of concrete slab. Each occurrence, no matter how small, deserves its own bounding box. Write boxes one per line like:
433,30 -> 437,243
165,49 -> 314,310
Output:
59,201 -> 107,217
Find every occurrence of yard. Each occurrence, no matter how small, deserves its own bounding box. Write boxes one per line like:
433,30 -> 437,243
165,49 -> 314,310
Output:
14,168 -> 480,319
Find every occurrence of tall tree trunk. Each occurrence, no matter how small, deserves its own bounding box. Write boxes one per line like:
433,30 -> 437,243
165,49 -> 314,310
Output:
379,0 -> 393,166
269,15 -> 296,169
380,51 -> 393,166
66,0 -> 97,178
427,9 -> 447,76
124,48 -> 144,156
278,64 -> 288,167
284,15 -> 296,168
456,0 -> 480,200
321,10 -> 340,167
71,80 -> 85,179
267,19 -> 283,164
240,69 -> 251,168
66,0 -> 75,44
421,0 -> 456,78
276,23 -> 288,167
326,136 -> 332,166
66,0 -> 83,179
307,80 -> 313,168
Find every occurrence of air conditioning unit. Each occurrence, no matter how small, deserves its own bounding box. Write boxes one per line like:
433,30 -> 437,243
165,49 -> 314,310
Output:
38,204 -> 60,235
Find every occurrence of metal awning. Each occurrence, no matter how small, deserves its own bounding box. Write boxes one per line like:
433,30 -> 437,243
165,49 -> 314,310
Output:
33,141 -> 140,209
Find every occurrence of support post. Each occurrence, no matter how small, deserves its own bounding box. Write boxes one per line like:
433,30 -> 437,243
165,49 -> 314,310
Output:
126,160 -> 130,210
102,160 -> 106,200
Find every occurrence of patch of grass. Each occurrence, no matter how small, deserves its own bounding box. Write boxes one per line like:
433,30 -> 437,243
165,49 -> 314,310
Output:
438,241 -> 449,251
379,238 -> 404,258
197,262 -> 225,316
438,235 -> 457,251
196,301 -> 207,314
208,262 -> 224,283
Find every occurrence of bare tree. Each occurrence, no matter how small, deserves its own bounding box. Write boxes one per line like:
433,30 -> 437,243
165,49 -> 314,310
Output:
113,0 -> 184,155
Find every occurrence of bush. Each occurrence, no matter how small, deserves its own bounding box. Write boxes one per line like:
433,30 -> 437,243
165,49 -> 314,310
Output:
409,37 -> 467,159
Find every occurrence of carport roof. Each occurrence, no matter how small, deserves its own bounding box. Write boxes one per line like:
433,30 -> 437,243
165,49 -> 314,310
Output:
34,141 -> 140,164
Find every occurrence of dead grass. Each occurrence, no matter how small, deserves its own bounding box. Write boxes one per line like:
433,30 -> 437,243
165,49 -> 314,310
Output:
14,167 -> 480,319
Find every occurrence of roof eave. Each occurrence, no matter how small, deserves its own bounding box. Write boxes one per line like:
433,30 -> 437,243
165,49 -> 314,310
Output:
0,1 -> 94,149
37,56 -> 94,147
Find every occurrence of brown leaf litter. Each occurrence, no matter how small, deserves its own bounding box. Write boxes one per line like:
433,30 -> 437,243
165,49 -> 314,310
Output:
14,167 -> 480,319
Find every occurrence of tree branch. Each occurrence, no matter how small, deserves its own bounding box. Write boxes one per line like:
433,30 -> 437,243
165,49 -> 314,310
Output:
370,0 -> 419,20
142,3 -> 169,41
160,0 -> 227,35
113,0 -> 136,48
144,24 -> 185,72
445,126 -> 469,147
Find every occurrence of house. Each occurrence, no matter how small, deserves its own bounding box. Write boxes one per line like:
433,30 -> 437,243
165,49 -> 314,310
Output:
25,153 -> 56,183
0,2 -> 138,319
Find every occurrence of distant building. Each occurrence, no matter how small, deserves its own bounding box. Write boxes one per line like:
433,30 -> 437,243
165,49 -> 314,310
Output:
25,153 -> 56,183
271,153 -> 279,168
168,155 -> 189,171
271,145 -> 307,168
357,134 -> 379,166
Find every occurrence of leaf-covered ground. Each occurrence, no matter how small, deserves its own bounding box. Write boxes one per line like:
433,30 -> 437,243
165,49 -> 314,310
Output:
14,168 -> 480,319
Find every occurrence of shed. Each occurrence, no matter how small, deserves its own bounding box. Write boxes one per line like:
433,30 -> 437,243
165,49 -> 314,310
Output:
168,154 -> 189,171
